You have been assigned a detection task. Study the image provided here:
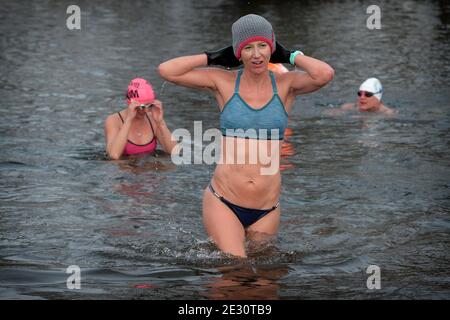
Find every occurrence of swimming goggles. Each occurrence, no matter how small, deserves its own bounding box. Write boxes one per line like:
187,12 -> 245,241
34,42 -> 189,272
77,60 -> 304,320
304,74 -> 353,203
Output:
137,103 -> 155,110
357,90 -> 382,97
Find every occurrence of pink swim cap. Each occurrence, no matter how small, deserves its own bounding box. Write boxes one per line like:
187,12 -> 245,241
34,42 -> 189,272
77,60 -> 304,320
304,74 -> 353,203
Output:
125,78 -> 155,105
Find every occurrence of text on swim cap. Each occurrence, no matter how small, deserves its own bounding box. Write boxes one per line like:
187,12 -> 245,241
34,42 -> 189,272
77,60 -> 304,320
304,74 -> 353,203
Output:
127,90 -> 139,100
130,81 -> 140,88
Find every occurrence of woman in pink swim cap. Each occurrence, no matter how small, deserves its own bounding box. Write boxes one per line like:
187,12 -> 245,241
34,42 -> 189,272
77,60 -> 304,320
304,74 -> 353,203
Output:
104,78 -> 178,160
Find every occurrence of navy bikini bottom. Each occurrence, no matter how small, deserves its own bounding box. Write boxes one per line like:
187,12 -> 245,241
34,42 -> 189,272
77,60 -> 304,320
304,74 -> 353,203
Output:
208,184 -> 279,228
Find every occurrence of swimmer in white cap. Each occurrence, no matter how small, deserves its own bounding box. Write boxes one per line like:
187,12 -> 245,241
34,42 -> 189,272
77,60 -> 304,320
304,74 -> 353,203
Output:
329,78 -> 395,115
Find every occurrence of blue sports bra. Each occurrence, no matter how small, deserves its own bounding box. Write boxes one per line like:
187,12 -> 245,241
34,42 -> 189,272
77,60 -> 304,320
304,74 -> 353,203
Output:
220,70 -> 288,140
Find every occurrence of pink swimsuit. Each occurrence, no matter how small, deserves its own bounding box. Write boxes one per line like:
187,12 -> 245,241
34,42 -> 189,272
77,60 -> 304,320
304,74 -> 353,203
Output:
118,112 -> 157,156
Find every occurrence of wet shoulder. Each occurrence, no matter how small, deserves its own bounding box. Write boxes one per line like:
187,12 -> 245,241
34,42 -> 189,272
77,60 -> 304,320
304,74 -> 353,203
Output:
206,68 -> 236,83
341,103 -> 356,110
271,71 -> 291,99
214,70 -> 239,106
105,110 -> 125,127
381,104 -> 396,115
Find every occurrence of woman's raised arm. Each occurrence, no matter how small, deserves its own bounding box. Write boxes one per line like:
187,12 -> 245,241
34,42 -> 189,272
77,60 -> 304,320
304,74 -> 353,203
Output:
158,54 -> 218,91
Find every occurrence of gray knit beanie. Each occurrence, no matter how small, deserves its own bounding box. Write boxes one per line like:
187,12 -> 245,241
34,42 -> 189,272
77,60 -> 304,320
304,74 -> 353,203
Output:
232,14 -> 276,59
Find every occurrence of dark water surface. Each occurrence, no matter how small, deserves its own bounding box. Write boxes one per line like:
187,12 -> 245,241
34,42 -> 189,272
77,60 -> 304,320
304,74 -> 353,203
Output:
0,0 -> 449,299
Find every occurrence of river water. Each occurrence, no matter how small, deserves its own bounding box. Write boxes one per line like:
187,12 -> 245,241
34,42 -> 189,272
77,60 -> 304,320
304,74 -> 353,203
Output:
0,0 -> 449,299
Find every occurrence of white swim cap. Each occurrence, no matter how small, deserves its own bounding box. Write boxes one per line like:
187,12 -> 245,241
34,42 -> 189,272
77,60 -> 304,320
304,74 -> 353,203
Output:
359,78 -> 383,101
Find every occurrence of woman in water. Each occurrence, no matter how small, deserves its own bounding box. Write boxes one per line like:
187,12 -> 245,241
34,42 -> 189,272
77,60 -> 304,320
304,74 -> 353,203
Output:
158,14 -> 334,257
104,78 -> 178,160
329,78 -> 395,115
